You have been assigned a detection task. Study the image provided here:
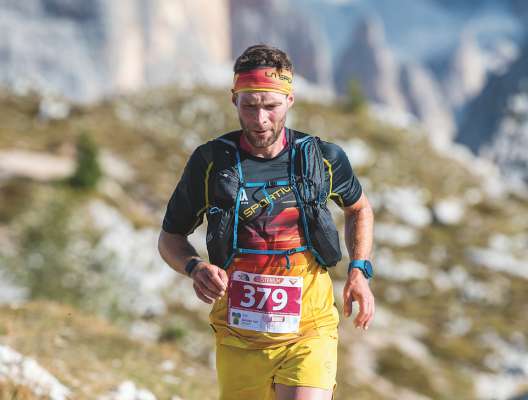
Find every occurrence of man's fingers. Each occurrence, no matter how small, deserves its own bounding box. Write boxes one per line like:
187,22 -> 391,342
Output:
195,271 -> 224,297
355,295 -> 374,329
343,287 -> 355,317
354,293 -> 372,328
193,283 -> 213,304
218,268 -> 229,287
210,269 -> 227,293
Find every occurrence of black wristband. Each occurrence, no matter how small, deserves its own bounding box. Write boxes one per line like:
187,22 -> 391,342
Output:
184,258 -> 204,277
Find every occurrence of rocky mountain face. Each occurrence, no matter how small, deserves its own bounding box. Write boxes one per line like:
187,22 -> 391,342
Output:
399,63 -> 455,147
457,40 -> 528,184
336,17 -> 455,146
0,0 -> 231,102
335,17 -> 405,110
0,0 -> 526,186
442,32 -> 488,110
228,0 -> 333,88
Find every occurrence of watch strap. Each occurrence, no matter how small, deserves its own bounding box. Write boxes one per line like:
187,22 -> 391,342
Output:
185,258 -> 204,277
348,259 -> 373,279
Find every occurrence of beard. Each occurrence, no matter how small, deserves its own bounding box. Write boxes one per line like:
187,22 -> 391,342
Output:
239,116 -> 286,148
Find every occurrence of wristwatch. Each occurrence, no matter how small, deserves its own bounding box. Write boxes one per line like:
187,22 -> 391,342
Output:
184,258 -> 204,277
348,260 -> 374,279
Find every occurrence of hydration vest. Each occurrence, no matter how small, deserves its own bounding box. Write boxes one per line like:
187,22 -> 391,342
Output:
204,128 -> 342,270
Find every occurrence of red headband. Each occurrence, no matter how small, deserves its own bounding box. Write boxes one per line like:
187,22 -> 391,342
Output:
232,67 -> 293,95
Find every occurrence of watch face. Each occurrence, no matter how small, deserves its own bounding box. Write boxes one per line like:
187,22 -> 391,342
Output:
365,261 -> 373,278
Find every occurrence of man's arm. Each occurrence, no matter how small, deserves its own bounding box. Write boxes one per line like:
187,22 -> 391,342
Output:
341,191 -> 375,330
158,229 -> 228,304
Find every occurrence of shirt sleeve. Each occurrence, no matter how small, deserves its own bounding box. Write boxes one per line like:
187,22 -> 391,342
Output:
162,143 -> 211,235
320,141 -> 362,207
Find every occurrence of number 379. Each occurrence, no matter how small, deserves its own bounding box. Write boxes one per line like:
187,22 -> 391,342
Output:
240,285 -> 288,311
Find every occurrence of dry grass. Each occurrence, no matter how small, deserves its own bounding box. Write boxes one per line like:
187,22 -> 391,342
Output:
0,381 -> 45,400
0,301 -> 217,400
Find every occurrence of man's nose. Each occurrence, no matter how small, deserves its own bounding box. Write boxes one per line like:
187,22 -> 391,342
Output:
255,108 -> 269,126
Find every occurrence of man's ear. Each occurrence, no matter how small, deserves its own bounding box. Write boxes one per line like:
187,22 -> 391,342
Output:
286,92 -> 295,109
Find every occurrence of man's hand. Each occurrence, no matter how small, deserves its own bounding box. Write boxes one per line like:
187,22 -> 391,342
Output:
191,262 -> 229,304
342,268 -> 375,329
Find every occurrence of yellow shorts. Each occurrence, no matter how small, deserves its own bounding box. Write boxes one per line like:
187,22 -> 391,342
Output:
216,333 -> 337,400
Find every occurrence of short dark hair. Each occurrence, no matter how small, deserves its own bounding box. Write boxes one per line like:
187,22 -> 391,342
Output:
234,44 -> 294,74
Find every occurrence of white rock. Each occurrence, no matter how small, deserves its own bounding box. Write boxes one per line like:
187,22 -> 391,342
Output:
99,151 -> 135,183
474,332 -> 528,400
369,102 -> 419,131
383,187 -> 432,228
375,248 -> 429,281
0,150 -> 74,182
337,138 -> 375,169
466,247 -> 528,279
97,380 -> 157,400
38,97 -> 70,120
160,360 -> 175,372
374,222 -> 419,247
0,270 -> 28,305
128,321 -> 161,343
433,198 -> 465,225
0,345 -> 71,400
88,200 -> 177,316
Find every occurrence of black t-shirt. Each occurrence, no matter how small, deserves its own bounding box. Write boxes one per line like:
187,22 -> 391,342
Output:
162,130 -> 362,249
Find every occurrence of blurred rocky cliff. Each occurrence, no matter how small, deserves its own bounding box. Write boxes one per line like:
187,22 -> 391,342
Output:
1,0 -> 527,185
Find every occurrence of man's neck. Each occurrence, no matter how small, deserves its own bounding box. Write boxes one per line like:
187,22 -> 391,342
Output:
240,127 -> 287,159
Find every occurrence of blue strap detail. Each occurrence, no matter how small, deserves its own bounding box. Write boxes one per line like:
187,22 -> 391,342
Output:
223,252 -> 235,269
244,182 -> 266,188
244,180 -> 289,188
232,187 -> 243,250
208,206 -> 221,215
284,254 -> 291,270
266,180 -> 290,187
294,136 -> 311,145
237,246 -> 307,256
261,186 -> 274,215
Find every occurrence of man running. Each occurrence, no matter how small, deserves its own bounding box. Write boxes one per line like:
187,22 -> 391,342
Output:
158,44 -> 375,400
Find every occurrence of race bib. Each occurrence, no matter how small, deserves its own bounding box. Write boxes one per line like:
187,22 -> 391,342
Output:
227,271 -> 303,333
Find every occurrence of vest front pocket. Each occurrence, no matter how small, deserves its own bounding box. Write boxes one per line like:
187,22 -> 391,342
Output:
206,206 -> 234,268
306,205 -> 341,266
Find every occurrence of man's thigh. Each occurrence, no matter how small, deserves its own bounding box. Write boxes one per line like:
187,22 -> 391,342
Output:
216,343 -> 278,400
274,334 -> 337,393
215,335 -> 337,400
275,384 -> 333,400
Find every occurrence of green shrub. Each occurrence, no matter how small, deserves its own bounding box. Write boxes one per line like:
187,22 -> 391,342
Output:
343,79 -> 367,113
69,132 -> 102,189
159,323 -> 186,342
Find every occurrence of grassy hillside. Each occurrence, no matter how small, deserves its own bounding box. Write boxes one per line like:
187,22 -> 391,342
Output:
0,87 -> 527,399
0,301 -> 216,399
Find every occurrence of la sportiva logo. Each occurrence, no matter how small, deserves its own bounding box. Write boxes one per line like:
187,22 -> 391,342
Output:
264,71 -> 292,84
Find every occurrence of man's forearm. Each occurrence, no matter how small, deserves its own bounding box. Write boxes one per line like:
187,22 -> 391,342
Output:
158,230 -> 201,276
344,205 -> 374,260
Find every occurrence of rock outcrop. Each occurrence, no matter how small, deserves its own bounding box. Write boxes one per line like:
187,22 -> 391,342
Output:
442,32 -> 488,110
229,0 -> 333,87
335,17 -> 405,111
0,0 -> 232,101
457,41 -> 528,183
400,62 -> 455,146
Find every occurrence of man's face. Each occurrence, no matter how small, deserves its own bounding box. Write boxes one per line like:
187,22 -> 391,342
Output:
233,91 -> 294,148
